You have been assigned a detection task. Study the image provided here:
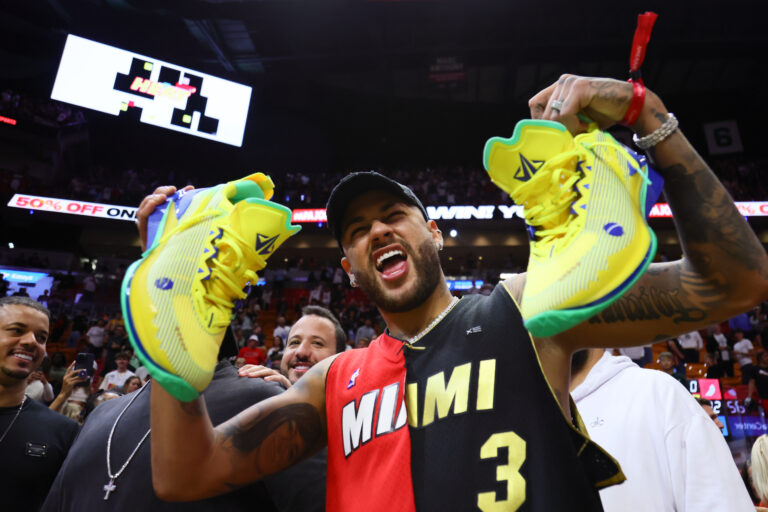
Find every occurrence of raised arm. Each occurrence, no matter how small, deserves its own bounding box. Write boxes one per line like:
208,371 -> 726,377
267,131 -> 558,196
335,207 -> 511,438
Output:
151,355 -> 334,501
512,75 -> 768,349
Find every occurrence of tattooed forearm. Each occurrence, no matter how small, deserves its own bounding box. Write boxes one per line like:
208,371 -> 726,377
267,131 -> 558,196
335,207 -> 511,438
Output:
589,285 -> 706,325
649,107 -> 768,280
219,403 -> 323,474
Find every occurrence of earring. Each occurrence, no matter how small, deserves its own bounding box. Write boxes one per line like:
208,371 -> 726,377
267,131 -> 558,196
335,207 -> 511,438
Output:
349,274 -> 357,287
437,242 -> 443,251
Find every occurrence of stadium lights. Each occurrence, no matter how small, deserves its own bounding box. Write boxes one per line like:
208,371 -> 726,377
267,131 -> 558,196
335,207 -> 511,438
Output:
449,229 -> 458,238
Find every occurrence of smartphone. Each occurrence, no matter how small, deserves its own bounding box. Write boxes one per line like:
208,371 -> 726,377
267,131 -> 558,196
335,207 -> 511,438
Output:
74,352 -> 95,378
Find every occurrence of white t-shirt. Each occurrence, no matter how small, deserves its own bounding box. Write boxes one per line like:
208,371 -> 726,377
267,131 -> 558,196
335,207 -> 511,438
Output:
734,338 -> 754,367
86,326 -> 106,348
99,369 -> 136,391
677,331 -> 703,350
273,325 -> 290,344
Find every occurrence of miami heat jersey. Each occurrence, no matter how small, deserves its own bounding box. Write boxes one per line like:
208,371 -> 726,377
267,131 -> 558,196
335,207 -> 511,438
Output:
325,283 -> 624,511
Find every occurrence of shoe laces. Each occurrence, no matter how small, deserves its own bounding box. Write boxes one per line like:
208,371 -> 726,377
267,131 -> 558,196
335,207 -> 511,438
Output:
198,226 -> 265,329
153,209 -> 265,329
513,147 -> 588,257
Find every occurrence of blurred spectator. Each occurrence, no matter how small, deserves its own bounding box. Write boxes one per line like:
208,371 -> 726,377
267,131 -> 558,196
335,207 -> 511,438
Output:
748,351 -> 768,401
355,317 -> 376,345
85,318 -> 106,356
705,352 -> 727,379
657,351 -> 688,388
734,329 -> 756,384
237,337 -> 266,366
678,330 -> 704,363
695,397 -> 725,432
26,367 -> 54,403
121,375 -> 142,394
707,324 -> 733,377
99,352 -> 135,391
273,315 -> 290,346
47,351 -> 68,393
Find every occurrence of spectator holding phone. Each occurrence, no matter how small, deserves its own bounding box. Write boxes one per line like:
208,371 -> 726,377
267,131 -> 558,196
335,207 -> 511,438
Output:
49,363 -> 89,414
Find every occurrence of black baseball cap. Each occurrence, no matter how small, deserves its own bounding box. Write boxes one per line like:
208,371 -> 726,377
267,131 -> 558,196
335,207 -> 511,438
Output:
325,171 -> 429,246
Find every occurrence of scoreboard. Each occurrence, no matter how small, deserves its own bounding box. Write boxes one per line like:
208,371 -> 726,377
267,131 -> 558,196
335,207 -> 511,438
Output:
688,378 -> 768,438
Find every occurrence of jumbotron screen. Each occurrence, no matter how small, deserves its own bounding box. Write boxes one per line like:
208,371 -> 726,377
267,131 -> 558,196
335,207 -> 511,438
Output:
51,34 -> 252,147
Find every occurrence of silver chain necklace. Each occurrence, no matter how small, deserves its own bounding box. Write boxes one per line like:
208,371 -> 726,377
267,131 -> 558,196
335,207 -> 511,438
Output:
0,395 -> 27,445
104,383 -> 150,500
407,296 -> 459,345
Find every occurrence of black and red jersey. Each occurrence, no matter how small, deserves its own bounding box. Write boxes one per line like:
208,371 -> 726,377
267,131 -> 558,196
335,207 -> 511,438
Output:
325,283 -> 623,511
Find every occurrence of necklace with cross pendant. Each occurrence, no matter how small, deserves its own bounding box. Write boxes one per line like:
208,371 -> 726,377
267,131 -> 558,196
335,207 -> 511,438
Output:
103,478 -> 117,499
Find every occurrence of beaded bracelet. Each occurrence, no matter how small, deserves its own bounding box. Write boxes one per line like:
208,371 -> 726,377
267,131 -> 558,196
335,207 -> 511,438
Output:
632,113 -> 678,150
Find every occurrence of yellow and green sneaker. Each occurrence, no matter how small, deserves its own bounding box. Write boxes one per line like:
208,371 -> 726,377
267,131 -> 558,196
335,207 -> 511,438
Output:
121,173 -> 300,401
483,120 -> 662,337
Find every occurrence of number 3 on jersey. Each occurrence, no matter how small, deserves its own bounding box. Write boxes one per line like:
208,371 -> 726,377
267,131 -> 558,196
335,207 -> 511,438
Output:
477,431 -> 526,511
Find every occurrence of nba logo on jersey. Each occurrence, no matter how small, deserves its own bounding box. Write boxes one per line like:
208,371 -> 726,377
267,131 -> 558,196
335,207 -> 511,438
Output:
347,368 -> 360,389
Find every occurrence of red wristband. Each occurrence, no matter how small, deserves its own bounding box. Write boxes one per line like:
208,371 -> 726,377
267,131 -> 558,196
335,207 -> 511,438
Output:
621,78 -> 645,126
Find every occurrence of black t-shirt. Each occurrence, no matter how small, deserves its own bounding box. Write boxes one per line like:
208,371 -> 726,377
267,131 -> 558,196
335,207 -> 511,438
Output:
753,365 -> 768,399
0,397 -> 79,511
41,361 -> 326,511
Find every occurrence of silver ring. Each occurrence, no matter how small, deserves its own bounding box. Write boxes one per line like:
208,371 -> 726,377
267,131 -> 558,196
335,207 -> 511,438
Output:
551,99 -> 564,112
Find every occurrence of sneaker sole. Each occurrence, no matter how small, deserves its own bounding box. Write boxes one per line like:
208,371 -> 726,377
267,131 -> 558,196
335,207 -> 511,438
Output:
524,229 -> 657,337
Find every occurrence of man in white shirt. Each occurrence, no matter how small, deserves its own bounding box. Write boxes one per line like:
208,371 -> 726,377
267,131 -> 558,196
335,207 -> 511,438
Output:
677,330 -> 704,363
733,329 -> 756,384
571,349 -> 753,511
272,316 -> 290,346
99,352 -> 135,391
85,319 -> 106,356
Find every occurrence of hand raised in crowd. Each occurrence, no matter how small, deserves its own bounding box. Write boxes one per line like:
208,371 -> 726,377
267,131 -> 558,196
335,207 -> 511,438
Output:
49,363 -> 89,413
60,363 -> 89,395
528,74 -> 663,136
238,364 -> 291,389
136,185 -> 194,250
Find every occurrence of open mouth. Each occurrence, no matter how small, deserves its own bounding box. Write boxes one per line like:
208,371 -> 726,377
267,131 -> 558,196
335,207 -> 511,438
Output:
373,246 -> 408,280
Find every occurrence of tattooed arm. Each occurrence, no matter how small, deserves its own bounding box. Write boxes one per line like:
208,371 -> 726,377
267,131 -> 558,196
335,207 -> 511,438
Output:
515,75 -> 768,350
150,356 -> 335,501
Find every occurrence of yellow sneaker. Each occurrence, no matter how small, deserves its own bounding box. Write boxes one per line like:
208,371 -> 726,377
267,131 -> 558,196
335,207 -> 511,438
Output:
483,120 -> 661,337
121,173 -> 300,400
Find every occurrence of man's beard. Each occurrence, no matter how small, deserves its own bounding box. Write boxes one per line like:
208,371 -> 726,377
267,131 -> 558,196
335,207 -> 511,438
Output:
1,365 -> 31,380
353,237 -> 442,314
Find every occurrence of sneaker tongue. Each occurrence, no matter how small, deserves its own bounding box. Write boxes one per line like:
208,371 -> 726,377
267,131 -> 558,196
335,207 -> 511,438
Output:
483,120 -> 575,197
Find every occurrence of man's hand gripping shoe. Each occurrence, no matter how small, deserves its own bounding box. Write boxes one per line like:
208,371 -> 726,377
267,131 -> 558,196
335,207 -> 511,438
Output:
121,173 -> 300,401
483,120 -> 663,337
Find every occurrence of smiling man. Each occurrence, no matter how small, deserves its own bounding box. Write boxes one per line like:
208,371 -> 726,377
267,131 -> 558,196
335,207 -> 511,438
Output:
142,75 -> 768,511
238,306 -> 348,388
0,296 -> 79,511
